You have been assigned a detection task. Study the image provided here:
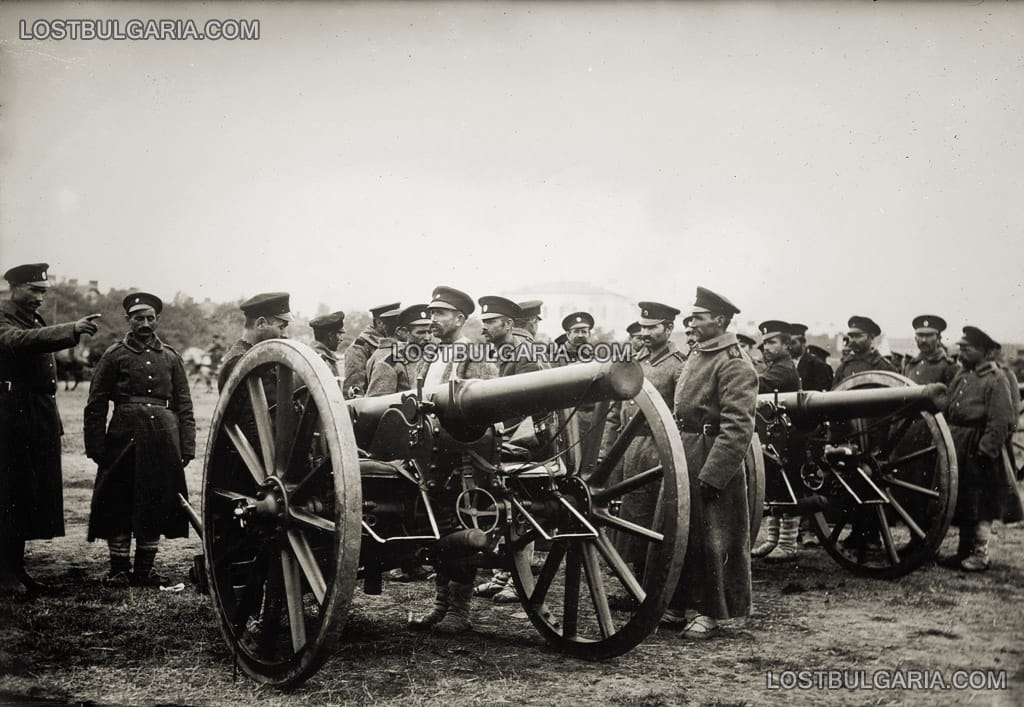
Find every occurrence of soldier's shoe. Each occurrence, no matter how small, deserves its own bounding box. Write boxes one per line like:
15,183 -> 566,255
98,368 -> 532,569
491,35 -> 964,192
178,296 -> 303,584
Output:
103,571 -> 132,588
959,552 -> 990,572
408,582 -> 450,631
659,608 -> 689,627
132,569 -> 170,588
474,571 -> 510,598
433,582 -> 473,635
752,517 -> 780,558
680,615 -> 720,641
763,544 -> 799,561
937,552 -> 968,569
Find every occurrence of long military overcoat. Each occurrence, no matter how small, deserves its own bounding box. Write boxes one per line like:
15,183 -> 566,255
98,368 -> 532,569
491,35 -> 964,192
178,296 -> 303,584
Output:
0,300 -> 79,540
669,332 -> 757,620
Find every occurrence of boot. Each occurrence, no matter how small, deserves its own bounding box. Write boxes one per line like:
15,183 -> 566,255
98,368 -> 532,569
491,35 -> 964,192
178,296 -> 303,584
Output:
408,576 -> 449,630
0,540 -> 27,596
765,516 -> 800,561
938,526 -> 973,568
475,570 -> 510,598
960,521 -> 991,572
433,581 -> 474,634
751,516 -> 780,558
131,538 -> 168,587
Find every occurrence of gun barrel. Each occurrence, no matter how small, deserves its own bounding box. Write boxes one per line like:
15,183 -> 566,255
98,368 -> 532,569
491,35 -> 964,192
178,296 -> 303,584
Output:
349,360 -> 643,444
758,383 -> 947,425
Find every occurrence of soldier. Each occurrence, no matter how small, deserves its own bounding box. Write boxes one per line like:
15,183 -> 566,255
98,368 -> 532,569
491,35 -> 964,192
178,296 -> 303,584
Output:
682,316 -> 698,357
363,308 -> 401,391
602,302 -> 684,575
666,287 -> 757,639
513,300 -> 543,344
903,315 -> 959,386
0,263 -> 99,595
217,292 -> 292,392
751,321 -> 803,561
626,321 -> 645,355
409,286 -> 497,635
308,311 -> 346,377
342,301 -> 400,398
832,316 -> 897,385
84,293 -> 196,587
789,323 -> 833,392
939,327 -> 1016,571
989,343 -> 1021,423
365,305 -> 432,397
559,311 -> 595,363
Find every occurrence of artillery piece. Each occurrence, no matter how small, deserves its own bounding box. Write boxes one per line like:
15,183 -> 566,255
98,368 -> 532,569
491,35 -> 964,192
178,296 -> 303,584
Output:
190,340 -> 688,687
754,370 -> 958,578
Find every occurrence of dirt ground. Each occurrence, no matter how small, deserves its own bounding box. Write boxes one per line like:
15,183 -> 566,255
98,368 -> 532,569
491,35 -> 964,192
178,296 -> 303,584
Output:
1,384 -> 1022,706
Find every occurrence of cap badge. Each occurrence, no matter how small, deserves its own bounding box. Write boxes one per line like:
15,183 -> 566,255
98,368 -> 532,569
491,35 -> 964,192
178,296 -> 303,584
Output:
482,305 -> 488,312
923,319 -> 929,327
576,316 -> 582,323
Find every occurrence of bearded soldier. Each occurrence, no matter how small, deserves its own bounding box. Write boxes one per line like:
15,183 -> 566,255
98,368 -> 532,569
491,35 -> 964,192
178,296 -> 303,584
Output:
833,316 -> 897,385
0,263 -> 99,594
342,302 -> 400,398
365,304 -> 433,397
789,323 -> 833,392
85,293 -> 195,587
903,315 -> 959,386
666,287 -> 757,639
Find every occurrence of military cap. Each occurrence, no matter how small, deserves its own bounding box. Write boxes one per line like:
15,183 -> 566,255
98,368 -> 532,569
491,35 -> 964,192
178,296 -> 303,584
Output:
3,263 -> 50,287
517,300 -> 544,320
309,311 -> 345,332
758,320 -> 791,340
847,315 -> 881,338
369,302 -> 401,318
397,303 -> 432,329
912,315 -> 946,335
959,326 -> 999,352
637,301 -> 681,326
122,292 -> 163,315
682,315 -> 696,328
789,322 -> 808,336
429,286 -> 474,316
562,311 -> 595,332
240,292 -> 293,321
736,333 -> 757,347
478,296 -> 521,321
626,321 -> 642,336
691,286 -> 740,317
807,344 -> 831,359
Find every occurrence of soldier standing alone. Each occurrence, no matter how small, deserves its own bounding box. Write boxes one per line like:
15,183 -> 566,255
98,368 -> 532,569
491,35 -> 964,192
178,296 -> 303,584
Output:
84,293 -> 195,586
0,263 -> 99,594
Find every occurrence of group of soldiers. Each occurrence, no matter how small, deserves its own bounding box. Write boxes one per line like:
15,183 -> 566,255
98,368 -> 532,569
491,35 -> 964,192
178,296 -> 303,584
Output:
1,262 -> 1020,646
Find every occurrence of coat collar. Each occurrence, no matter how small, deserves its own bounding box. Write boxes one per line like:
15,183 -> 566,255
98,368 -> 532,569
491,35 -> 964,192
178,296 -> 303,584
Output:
312,341 -> 340,361
0,299 -> 45,328
122,331 -> 164,353
696,332 -> 739,353
646,341 -> 681,365
975,361 -> 998,377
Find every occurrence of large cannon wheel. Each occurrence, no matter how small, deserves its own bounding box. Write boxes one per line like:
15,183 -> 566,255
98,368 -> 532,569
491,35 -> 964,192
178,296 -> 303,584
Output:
811,371 -> 957,578
202,340 -> 362,687
506,380 -> 688,658
745,433 -> 766,541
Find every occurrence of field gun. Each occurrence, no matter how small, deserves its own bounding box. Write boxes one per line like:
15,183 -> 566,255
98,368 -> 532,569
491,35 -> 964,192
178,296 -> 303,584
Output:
190,340 -> 687,687
754,370 -> 958,578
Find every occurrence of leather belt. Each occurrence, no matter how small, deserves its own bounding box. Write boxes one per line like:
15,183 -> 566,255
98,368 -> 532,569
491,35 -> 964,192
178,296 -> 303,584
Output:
677,421 -> 720,436
117,395 -> 170,408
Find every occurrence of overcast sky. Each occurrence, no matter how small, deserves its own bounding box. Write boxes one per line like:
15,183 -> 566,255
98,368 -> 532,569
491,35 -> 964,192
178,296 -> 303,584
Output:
1,1 -> 1022,340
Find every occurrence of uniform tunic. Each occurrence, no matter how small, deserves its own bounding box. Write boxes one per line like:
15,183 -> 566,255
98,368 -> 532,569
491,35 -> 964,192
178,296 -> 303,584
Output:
342,324 -> 386,397
311,341 -> 341,378
902,349 -> 959,386
946,362 -> 1016,522
758,355 -> 801,394
84,333 -> 195,540
670,332 -> 757,619
797,354 -> 833,392
365,342 -> 421,397
833,349 -> 897,386
602,343 -> 684,566
0,301 -> 79,541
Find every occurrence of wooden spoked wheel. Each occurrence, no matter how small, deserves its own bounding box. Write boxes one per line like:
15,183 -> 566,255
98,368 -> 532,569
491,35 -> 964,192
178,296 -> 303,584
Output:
745,433 -> 766,541
506,380 -> 688,658
202,340 -> 362,687
811,371 -> 958,578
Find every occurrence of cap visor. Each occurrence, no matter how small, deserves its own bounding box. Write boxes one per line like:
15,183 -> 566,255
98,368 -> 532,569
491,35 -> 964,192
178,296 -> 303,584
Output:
27,280 -> 51,288
428,300 -> 458,311
637,317 -> 663,326
127,304 -> 155,314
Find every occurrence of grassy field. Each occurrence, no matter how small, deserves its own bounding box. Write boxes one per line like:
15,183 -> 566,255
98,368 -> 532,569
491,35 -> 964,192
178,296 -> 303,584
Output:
0,383 -> 1022,706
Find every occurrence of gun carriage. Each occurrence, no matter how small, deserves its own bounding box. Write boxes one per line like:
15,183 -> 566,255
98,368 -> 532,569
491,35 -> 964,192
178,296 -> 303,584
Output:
754,371 -> 958,578
187,340 -> 688,687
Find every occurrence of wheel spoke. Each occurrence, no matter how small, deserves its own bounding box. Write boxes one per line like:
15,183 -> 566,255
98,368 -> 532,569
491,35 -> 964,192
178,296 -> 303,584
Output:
581,542 -> 615,639
592,465 -> 663,504
290,507 -> 336,533
246,376 -> 276,477
229,547 -> 268,634
291,457 -> 330,500
578,400 -> 611,476
281,394 -> 321,482
226,424 -> 267,485
273,366 -> 298,476
880,475 -> 941,498
826,510 -> 849,546
210,487 -> 257,505
593,511 -> 664,543
593,531 -> 645,602
884,492 -> 928,540
881,445 -> 937,470
529,543 -> 567,606
589,413 -> 645,487
258,562 -> 285,657
287,529 -> 327,604
875,506 -> 900,565
563,544 -> 582,639
280,547 -> 308,653
885,415 -> 915,452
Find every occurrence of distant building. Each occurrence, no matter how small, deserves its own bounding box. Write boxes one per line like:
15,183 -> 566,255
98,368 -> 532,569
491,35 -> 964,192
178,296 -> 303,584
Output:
65,278 -> 102,304
504,281 -> 637,340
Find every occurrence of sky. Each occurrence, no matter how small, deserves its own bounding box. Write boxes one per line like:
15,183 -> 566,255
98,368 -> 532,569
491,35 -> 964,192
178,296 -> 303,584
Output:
1,1 -> 1022,340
